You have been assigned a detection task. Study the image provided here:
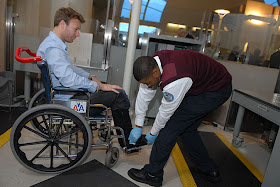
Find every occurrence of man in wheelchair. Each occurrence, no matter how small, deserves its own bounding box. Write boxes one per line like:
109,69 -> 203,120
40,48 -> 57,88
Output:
36,7 -> 146,152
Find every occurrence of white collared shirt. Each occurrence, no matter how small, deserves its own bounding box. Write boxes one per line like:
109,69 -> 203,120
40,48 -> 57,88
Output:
135,56 -> 193,135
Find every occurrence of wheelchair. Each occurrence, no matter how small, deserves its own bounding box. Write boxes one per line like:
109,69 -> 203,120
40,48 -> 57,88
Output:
10,47 -> 142,174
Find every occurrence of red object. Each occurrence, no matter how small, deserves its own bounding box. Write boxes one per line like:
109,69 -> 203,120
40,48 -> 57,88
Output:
15,47 -> 41,63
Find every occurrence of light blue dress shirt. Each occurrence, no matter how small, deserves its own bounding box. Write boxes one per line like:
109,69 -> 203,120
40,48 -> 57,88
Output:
37,31 -> 97,100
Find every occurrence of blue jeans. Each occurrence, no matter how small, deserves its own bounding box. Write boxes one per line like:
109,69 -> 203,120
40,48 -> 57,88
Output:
144,83 -> 232,177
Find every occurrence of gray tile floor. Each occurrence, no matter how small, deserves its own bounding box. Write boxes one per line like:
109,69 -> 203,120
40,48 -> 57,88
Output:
0,123 -> 271,187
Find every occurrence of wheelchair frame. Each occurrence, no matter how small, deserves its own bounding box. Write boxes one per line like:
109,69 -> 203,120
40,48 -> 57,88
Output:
10,47 -> 137,174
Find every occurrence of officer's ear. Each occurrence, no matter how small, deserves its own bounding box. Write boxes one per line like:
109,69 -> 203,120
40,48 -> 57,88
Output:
152,66 -> 160,78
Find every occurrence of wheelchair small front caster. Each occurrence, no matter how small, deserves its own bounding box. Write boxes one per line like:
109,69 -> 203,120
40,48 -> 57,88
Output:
105,147 -> 119,168
232,136 -> 243,147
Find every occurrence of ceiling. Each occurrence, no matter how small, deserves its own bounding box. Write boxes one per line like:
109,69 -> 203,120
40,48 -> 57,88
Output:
164,0 -> 247,12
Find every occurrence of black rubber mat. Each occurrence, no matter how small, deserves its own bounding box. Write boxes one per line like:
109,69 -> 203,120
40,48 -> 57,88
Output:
177,131 -> 262,187
32,159 -> 138,187
0,107 -> 27,135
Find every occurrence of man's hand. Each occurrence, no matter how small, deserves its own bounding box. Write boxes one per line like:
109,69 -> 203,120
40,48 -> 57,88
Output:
145,132 -> 157,145
128,126 -> 143,144
99,83 -> 122,93
89,74 -> 122,93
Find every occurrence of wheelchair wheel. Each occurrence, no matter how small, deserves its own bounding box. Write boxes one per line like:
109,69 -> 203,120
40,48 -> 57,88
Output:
28,89 -> 46,109
10,104 -> 92,174
105,147 -> 119,168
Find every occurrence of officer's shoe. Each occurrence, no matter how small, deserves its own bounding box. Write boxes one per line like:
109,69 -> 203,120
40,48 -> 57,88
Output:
128,168 -> 162,187
194,168 -> 221,183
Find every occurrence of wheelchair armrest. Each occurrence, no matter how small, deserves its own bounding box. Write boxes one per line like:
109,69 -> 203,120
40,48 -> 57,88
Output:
53,87 -> 90,97
53,86 -> 88,92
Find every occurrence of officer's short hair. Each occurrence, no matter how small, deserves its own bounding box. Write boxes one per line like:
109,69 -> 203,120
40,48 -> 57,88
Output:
133,56 -> 157,81
54,7 -> 85,27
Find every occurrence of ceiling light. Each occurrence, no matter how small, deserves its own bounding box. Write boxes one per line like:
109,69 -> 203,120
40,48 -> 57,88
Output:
214,9 -> 230,16
250,19 -> 263,25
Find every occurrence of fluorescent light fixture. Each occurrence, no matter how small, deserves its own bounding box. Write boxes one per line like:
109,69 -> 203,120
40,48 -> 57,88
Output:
214,9 -> 230,16
192,27 -> 213,32
246,15 -> 276,25
167,23 -> 186,28
250,19 -> 264,24
246,11 -> 261,16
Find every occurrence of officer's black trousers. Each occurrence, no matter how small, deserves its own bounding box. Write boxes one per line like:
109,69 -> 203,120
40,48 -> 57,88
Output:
144,83 -> 232,177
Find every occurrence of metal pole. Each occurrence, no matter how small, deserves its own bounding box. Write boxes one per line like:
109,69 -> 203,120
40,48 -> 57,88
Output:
269,12 -> 280,57
24,72 -> 31,102
199,11 -> 206,41
122,0 -> 142,97
263,14 -> 275,60
216,16 -> 223,47
5,0 -> 12,71
204,12 -> 212,52
213,16 -> 222,59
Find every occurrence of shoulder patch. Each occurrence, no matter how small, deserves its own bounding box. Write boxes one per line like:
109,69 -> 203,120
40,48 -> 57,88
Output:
163,92 -> 174,102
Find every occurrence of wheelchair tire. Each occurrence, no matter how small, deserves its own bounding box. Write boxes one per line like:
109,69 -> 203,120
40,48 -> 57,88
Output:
105,147 -> 119,168
28,89 -> 46,109
28,89 -> 48,132
10,104 -> 92,174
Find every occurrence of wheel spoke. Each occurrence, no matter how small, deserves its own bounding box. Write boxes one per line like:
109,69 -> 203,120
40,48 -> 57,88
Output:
54,127 -> 81,141
56,140 -> 86,148
19,141 -> 48,147
54,144 -> 73,162
23,125 -> 49,140
30,143 -> 50,162
53,117 -> 64,139
32,119 -> 47,132
50,144 -> 54,168
41,115 -> 49,131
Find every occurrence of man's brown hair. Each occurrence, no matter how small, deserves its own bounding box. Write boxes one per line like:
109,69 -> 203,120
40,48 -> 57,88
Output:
54,7 -> 85,27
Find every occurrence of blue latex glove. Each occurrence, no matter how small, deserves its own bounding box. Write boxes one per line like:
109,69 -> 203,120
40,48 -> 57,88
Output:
145,132 -> 157,145
128,127 -> 143,144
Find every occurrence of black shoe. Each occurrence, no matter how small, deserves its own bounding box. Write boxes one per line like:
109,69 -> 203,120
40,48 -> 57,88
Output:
125,135 -> 147,154
194,168 -> 221,183
128,168 -> 162,187
135,134 -> 148,146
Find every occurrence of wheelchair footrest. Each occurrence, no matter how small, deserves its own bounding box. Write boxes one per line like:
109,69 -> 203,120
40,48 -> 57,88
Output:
89,115 -> 107,120
124,146 -> 142,154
